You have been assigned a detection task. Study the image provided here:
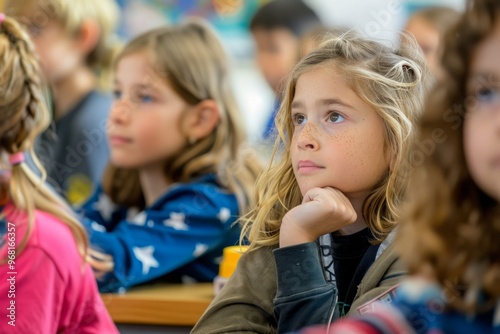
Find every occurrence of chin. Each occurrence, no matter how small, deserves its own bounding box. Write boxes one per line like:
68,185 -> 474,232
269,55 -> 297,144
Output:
110,157 -> 138,169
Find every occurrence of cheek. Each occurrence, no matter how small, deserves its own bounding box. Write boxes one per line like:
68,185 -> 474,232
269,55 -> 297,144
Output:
135,119 -> 168,147
336,128 -> 388,189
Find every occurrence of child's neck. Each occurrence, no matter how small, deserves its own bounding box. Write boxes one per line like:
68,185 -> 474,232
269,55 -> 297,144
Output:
139,165 -> 172,207
52,66 -> 95,120
337,195 -> 369,236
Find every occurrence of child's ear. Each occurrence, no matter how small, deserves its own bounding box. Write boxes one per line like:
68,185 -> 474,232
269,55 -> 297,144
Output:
76,20 -> 100,56
185,100 -> 220,143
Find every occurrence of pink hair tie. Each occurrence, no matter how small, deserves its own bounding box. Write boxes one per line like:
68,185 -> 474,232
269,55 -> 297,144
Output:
9,152 -> 25,166
0,13 -> 5,26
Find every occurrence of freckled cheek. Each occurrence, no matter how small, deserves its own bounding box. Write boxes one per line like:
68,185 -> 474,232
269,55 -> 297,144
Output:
355,131 -> 388,185
333,131 -> 387,190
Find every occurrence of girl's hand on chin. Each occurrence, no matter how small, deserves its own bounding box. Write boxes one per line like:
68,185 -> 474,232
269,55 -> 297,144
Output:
279,187 -> 357,248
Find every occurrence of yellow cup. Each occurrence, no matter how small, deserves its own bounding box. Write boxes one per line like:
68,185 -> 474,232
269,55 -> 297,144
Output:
218,245 -> 249,278
214,245 -> 249,295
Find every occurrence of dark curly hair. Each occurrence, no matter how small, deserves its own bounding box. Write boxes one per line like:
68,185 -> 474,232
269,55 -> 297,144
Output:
398,0 -> 500,314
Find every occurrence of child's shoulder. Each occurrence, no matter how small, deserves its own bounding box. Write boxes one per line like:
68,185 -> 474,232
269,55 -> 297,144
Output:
1,206 -> 84,280
156,174 -> 236,205
149,173 -> 239,219
31,210 -> 83,262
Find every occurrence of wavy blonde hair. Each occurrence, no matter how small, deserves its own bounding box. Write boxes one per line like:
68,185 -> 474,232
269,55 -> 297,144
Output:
0,16 -> 90,265
242,31 -> 429,249
5,0 -> 121,89
102,20 -> 262,215
398,0 -> 500,313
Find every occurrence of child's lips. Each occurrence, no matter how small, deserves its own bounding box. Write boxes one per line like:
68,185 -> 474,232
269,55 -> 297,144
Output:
109,136 -> 132,146
297,160 -> 324,173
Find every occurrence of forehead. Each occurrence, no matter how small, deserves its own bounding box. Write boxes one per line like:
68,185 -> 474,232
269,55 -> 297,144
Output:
115,51 -> 169,88
470,20 -> 500,74
293,64 -> 347,94
252,28 -> 298,44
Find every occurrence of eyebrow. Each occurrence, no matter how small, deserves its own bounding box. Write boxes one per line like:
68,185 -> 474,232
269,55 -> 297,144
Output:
113,80 -> 157,92
134,84 -> 156,91
467,72 -> 500,84
291,98 -> 354,110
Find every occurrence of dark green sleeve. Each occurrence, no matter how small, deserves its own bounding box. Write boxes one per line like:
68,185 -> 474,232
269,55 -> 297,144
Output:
192,246 -> 278,334
273,242 -> 338,333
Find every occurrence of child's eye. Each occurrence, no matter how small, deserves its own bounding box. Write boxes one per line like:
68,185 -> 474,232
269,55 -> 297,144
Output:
327,112 -> 345,123
113,90 -> 122,99
292,113 -> 307,126
476,87 -> 499,103
139,95 -> 154,103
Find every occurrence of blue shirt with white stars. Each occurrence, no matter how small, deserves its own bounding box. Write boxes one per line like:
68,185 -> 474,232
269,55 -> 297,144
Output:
79,174 -> 241,293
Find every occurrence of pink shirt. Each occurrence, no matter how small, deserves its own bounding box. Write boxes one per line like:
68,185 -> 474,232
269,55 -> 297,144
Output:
0,204 -> 118,333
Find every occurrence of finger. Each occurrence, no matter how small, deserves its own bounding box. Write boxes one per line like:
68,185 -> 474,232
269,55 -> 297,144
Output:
302,187 -> 324,204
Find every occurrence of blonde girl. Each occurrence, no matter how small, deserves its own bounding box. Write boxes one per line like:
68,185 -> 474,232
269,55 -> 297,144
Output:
321,0 -> 500,332
193,31 -> 429,333
79,20 -> 262,292
0,14 -> 117,333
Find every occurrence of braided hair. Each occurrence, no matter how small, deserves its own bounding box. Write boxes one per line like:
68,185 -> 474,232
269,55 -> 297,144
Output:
0,15 -> 92,266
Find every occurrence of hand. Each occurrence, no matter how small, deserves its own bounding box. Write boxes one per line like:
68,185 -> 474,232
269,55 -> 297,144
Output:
279,187 -> 357,248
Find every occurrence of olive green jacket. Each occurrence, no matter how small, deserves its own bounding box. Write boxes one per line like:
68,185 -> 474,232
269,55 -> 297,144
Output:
192,239 -> 405,334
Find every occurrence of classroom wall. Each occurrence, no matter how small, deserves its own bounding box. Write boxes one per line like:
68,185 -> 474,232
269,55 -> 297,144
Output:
306,0 -> 465,43
241,0 -> 467,140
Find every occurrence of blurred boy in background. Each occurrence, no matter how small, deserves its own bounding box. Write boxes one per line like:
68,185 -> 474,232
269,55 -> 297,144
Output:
250,0 -> 322,140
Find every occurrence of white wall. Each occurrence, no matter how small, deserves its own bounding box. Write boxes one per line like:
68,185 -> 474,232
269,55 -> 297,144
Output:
306,0 -> 464,44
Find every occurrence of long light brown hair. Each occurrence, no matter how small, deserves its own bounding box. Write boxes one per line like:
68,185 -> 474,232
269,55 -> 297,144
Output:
242,31 -> 429,249
103,20 -> 262,214
0,15 -> 88,263
398,0 -> 500,313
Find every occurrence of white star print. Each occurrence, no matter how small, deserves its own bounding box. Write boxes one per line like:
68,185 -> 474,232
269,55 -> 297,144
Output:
193,243 -> 208,257
126,207 -> 140,221
93,193 -> 115,221
217,207 -> 231,223
91,222 -> 106,233
133,246 -> 159,275
163,212 -> 189,230
129,211 -> 147,226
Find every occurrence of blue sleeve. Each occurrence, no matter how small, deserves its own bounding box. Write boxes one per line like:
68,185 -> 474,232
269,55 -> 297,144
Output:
273,242 -> 339,333
82,182 -> 240,292
79,187 -> 125,232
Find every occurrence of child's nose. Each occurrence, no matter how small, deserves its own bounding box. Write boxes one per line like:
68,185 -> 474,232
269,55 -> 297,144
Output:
109,99 -> 131,124
297,122 -> 320,150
